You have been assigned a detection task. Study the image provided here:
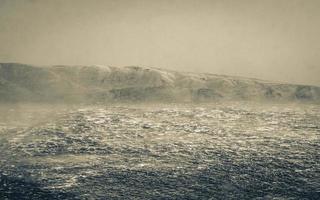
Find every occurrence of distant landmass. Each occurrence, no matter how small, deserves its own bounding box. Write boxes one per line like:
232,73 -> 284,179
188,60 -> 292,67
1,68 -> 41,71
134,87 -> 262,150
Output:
0,63 -> 319,103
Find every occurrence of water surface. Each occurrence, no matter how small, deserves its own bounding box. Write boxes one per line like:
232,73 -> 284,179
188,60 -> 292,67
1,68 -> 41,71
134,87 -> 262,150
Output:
0,102 -> 319,199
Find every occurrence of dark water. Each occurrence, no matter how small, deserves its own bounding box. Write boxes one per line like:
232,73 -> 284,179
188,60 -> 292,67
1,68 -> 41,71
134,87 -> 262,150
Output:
0,103 -> 319,199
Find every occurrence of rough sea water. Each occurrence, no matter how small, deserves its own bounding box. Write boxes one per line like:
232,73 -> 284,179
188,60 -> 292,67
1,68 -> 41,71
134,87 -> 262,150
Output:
0,102 -> 319,199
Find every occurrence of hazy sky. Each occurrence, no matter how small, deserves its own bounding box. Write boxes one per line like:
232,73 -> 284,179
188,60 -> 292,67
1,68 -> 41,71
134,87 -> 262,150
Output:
0,0 -> 319,85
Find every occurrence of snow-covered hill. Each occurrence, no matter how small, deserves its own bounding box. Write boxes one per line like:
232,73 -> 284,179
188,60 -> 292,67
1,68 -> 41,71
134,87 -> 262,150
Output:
0,63 -> 319,103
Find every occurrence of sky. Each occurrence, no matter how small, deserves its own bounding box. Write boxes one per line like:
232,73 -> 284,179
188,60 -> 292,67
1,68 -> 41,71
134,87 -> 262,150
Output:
0,0 -> 319,86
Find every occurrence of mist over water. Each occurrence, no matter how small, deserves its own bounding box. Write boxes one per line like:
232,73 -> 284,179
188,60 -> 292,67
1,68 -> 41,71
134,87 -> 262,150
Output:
0,102 -> 319,199
1,0 -> 320,199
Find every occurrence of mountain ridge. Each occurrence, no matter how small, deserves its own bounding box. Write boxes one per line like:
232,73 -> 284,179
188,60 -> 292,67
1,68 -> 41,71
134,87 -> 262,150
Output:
0,63 -> 319,103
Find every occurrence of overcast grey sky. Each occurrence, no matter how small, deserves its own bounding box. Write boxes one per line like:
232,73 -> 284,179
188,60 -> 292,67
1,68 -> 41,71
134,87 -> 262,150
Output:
0,0 -> 319,85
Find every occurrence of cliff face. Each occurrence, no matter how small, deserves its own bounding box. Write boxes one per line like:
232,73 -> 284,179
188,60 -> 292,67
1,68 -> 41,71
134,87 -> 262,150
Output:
0,63 -> 319,103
